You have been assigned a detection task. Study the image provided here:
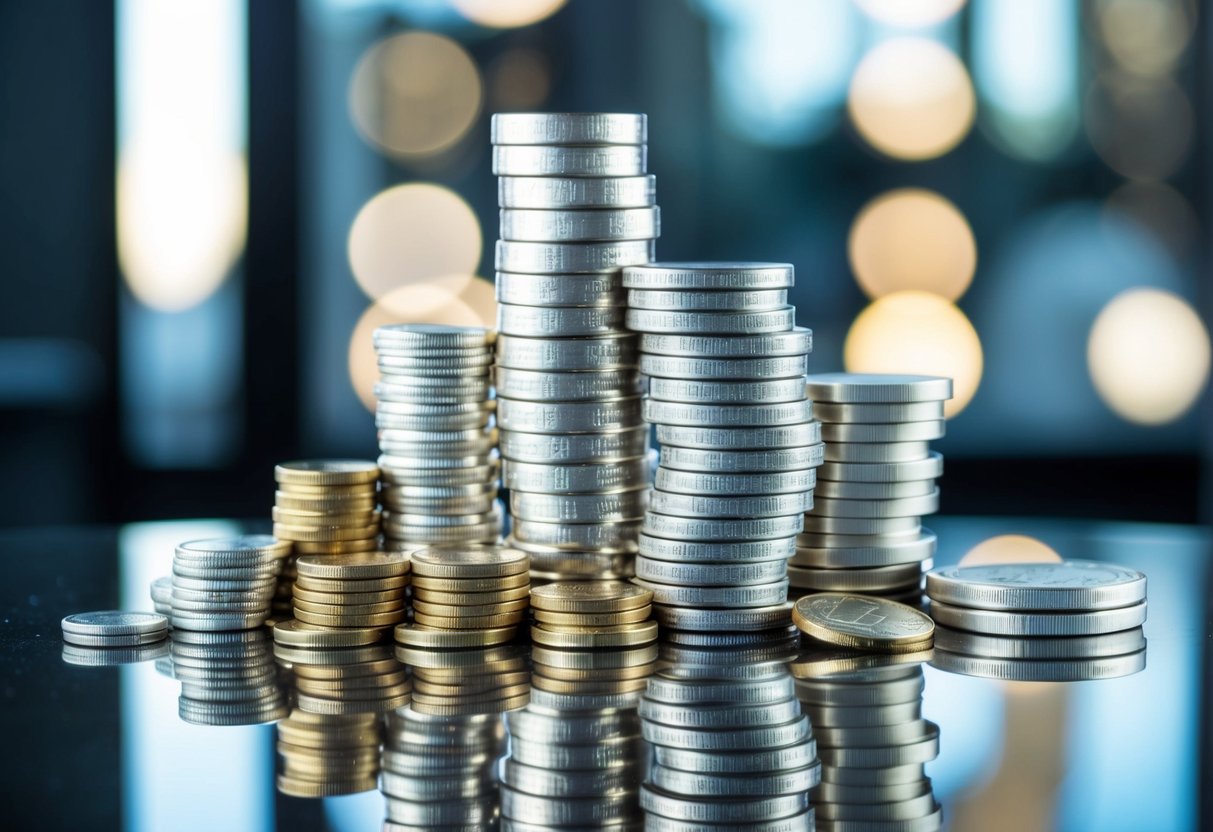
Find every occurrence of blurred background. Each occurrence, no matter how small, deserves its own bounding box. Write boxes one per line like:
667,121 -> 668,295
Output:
0,0 -> 1208,527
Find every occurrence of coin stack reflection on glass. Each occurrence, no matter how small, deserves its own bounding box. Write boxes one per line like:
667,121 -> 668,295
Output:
491,112 -> 657,581
528,580 -> 657,649
792,649 -> 941,832
926,560 -> 1149,681
623,262 -> 820,635
276,711 -> 382,798
794,374 -> 953,598
291,552 -> 409,632
169,535 -> 291,631
272,460 -> 383,618
172,629 -> 287,726
373,324 -> 502,550
61,610 -> 170,667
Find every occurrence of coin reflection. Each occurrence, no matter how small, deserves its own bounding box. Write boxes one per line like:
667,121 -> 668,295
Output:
171,629 -> 286,727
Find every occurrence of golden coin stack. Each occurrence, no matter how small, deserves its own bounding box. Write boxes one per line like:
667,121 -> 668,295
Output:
529,581 -> 658,649
395,546 -> 531,648
292,552 -> 409,631
272,620 -> 409,715
271,460 -> 382,616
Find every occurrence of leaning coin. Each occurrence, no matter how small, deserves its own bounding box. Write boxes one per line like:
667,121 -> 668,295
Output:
924,560 -> 1148,611
500,207 -> 660,242
496,240 -> 654,275
498,174 -> 656,209
623,261 -> 795,290
626,306 -> 796,335
792,593 -> 935,651
926,599 -> 1147,637
493,144 -> 646,177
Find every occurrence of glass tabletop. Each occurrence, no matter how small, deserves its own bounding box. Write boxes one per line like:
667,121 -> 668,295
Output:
2,515 -> 1205,832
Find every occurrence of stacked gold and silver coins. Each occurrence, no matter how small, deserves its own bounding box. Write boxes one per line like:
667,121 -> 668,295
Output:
624,262 -> 820,634
292,552 -> 409,632
794,374 -> 952,597
492,112 -> 657,580
528,580 -> 657,649
395,546 -> 530,648
173,629 -> 287,726
276,710 -> 383,798
372,324 -> 502,550
170,535 -> 291,631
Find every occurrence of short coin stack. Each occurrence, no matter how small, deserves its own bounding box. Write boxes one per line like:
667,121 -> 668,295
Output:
272,621 -> 409,715
401,644 -> 530,717
372,324 -> 502,550
62,610 -> 168,648
492,112 -> 657,580
292,552 -> 409,632
624,261 -> 820,634
396,546 -> 530,647
170,535 -> 291,631
529,581 -> 658,649
277,711 -> 383,797
173,629 -> 287,726
795,374 -> 952,597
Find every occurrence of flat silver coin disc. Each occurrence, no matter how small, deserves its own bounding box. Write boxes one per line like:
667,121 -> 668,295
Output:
926,560 -> 1147,611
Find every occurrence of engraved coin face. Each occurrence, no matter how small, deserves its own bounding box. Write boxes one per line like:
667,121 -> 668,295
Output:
793,593 -> 934,651
925,560 -> 1147,611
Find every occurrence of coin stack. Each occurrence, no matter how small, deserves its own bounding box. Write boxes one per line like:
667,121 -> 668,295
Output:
792,651 -> 941,832
170,535 -> 291,631
149,576 -> 173,619
276,711 -> 382,797
172,629 -> 287,726
794,374 -> 952,597
292,552 -> 409,632
272,620 -> 410,715
529,581 -> 658,649
61,610 -> 169,649
373,324 -> 502,550
395,546 -> 530,648
401,643 -> 530,717
492,112 -> 657,580
622,262 -> 819,634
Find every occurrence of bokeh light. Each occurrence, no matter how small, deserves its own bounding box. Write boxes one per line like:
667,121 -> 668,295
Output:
1085,76 -> 1193,181
1087,288 -> 1210,425
450,0 -> 567,28
854,0 -> 966,28
849,189 -> 976,301
960,535 -> 1062,566
348,31 -> 481,160
844,290 -> 983,417
1094,0 -> 1193,78
488,49 -> 552,112
347,183 -> 482,306
1104,181 -> 1199,261
848,37 -> 975,161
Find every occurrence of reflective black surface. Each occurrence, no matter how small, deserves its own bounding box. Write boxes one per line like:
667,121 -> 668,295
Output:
1,516 -> 1206,831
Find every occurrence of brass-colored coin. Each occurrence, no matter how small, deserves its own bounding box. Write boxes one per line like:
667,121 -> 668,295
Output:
411,585 -> 530,606
411,571 -> 530,592
294,608 -> 405,628
530,620 -> 658,648
272,619 -> 384,648
296,551 -> 409,580
394,624 -> 518,648
292,586 -> 404,606
292,657 -> 402,680
410,692 -> 529,717
276,774 -> 378,798
295,574 -> 407,593
273,523 -> 381,543
792,593 -> 935,652
410,546 -> 529,579
272,506 -> 377,527
290,538 -> 380,555
275,460 -> 380,486
412,598 -> 530,618
276,481 -> 378,498
413,611 -> 527,629
274,491 -> 377,512
530,581 -> 653,613
531,674 -> 650,694
532,606 -> 651,627
293,598 -> 405,616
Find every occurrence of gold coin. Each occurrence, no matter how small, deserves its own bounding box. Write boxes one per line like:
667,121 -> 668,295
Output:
533,659 -> 657,682
530,580 -> 653,613
412,611 -> 526,629
276,482 -> 378,499
296,691 -> 410,716
792,593 -> 935,653
411,584 -> 530,606
296,551 -> 409,580
412,598 -> 530,618
532,606 -> 650,627
530,620 -> 658,649
292,598 -> 404,616
271,506 -> 378,527
294,608 -> 405,628
292,586 -> 404,606
276,723 -> 380,747
274,491 -> 377,512
293,657 -> 402,680
279,709 -> 380,727
394,624 -> 518,648
273,523 -> 382,543
531,675 -> 650,695
411,571 -> 530,592
410,546 -> 529,579
530,642 -> 658,669
410,692 -> 529,717
276,774 -> 378,798
275,460 -> 380,486
294,574 -> 407,593
272,619 -> 384,648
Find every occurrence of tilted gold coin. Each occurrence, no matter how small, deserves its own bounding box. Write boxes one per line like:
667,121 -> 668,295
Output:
411,571 -> 530,592
532,605 -> 651,627
410,546 -> 529,579
791,592 -> 935,652
529,620 -> 658,649
530,580 -> 653,613
296,551 -> 409,580
272,619 -> 384,647
411,585 -> 530,606
394,624 -> 518,648
275,460 -> 380,486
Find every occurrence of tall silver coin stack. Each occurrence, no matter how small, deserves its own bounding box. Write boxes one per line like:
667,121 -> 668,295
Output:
373,324 -> 502,550
492,112 -> 657,581
623,262 -> 820,633
794,373 -> 952,597
792,652 -> 941,832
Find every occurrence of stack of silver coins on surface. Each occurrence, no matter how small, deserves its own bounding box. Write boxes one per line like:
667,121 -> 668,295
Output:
277,710 -> 383,798
926,560 -> 1149,681
373,324 -> 502,550
624,262 -> 820,635
173,629 -> 287,726
792,651 -> 941,832
169,535 -> 291,631
492,112 -> 657,581
794,374 -> 952,597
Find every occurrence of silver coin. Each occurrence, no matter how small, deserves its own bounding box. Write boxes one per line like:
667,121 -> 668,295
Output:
382,506 -> 498,528
378,437 -> 497,459
927,599 -> 1147,636
495,332 -> 637,371
525,687 -> 645,712
376,352 -> 493,371
175,535 -> 291,560
640,353 -> 808,381
170,575 -> 277,593
374,323 -> 494,350
636,557 -> 788,587
498,304 -> 625,337
813,478 -> 936,500
506,709 -> 639,742
814,401 -> 945,424
495,270 -> 624,307
924,560 -> 1148,612
508,734 -> 644,769
818,453 -> 944,483
375,381 -> 491,405
795,674 -> 925,707
640,328 -> 811,357
623,262 -> 795,290
640,811 -> 814,832
644,398 -> 813,427
502,456 -> 649,492
150,575 -> 174,603
649,377 -> 806,405
639,535 -> 797,563
812,781 -> 931,809
61,630 -> 169,647
806,373 -> 953,404
378,427 -> 495,446
169,596 -> 271,614
377,399 -> 494,418
499,425 -> 649,463
375,409 -> 493,432
384,521 -> 500,544
646,672 -> 796,705
500,207 -> 660,242
380,461 -> 498,487
657,423 -> 820,451
498,174 -> 656,209
510,489 -> 648,523
375,370 -> 491,388
627,306 -> 796,335
651,739 -> 816,774
628,288 -> 789,311
811,491 -> 939,519
814,793 -> 937,823
822,421 -> 946,443
170,609 -> 269,631
499,786 -> 639,825
385,797 -> 497,826
498,759 -> 640,798
803,515 -> 922,536
171,562 -> 280,580
823,442 -> 930,464
378,451 -> 495,472
650,490 -> 814,519
633,578 -> 789,609
509,521 -> 640,551
789,561 -> 926,593
656,468 -> 817,496
644,513 -> 804,542
495,367 -> 641,401
648,761 -> 820,796
640,786 -> 809,825
496,240 -> 655,274
658,444 -> 822,474
641,712 -> 809,750
814,718 -> 937,750
791,531 -> 937,569
491,112 -> 646,145
821,763 -> 926,787
932,625 -> 1146,659
493,144 -> 647,177
929,647 -> 1147,682
653,604 -> 793,633
497,397 -> 642,433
